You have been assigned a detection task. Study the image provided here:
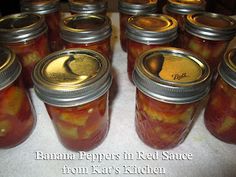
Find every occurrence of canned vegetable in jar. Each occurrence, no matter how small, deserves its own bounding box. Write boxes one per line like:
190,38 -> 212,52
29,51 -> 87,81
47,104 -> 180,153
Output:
21,0 -> 62,52
204,48 -> 236,144
163,0 -> 206,30
133,47 -> 211,149
0,47 -> 36,148
118,0 -> 158,52
68,0 -> 108,15
60,14 -> 112,61
0,13 -> 50,88
126,14 -> 178,82
183,12 -> 236,71
32,48 -> 112,151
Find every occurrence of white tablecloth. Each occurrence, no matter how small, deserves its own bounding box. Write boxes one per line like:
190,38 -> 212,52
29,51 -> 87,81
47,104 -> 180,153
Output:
1,13 -> 236,177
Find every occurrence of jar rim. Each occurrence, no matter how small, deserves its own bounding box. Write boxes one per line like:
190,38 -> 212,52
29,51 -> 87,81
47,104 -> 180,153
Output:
118,0 -> 158,15
219,48 -> 236,89
126,14 -> 178,44
133,47 -> 211,104
60,14 -> 112,44
20,0 -> 59,14
32,48 -> 112,107
0,47 -> 22,90
185,12 -> 236,41
166,0 -> 206,15
69,0 -> 107,14
0,12 -> 48,43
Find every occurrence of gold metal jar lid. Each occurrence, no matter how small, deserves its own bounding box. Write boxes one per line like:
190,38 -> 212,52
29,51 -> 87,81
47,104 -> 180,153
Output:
219,48 -> 236,89
69,0 -> 107,14
32,48 -> 112,107
185,12 -> 236,41
118,0 -> 158,15
165,0 -> 206,15
133,47 -> 211,104
0,13 -> 47,43
0,47 -> 22,90
21,0 -> 60,14
126,14 -> 178,44
60,14 -> 112,44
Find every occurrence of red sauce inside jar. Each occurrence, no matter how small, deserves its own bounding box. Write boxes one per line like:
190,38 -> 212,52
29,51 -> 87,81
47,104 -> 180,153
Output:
61,14 -> 112,61
6,34 -> 50,88
204,77 -> 236,144
0,78 -> 35,148
46,94 -> 109,151
136,89 -> 199,149
45,11 -> 62,51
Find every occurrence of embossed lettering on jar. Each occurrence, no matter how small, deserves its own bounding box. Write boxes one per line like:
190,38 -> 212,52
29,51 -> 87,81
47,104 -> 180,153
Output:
0,47 -> 36,148
0,13 -> 50,88
32,49 -> 112,151
133,47 -> 211,149
126,14 -> 178,82
204,49 -> 236,144
182,12 -> 236,71
21,0 -> 62,51
60,14 -> 112,61
68,0 -> 108,15
118,0 -> 158,52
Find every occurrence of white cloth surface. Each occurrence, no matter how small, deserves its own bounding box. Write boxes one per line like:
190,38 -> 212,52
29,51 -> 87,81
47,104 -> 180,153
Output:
0,13 -> 236,177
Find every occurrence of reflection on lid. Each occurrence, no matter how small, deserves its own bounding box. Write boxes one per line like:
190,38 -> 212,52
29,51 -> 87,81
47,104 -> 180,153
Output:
228,49 -> 236,71
144,53 -> 203,83
65,16 -> 104,30
0,48 -> 10,70
44,54 -> 100,85
132,16 -> 172,31
0,14 -> 39,29
195,15 -> 232,28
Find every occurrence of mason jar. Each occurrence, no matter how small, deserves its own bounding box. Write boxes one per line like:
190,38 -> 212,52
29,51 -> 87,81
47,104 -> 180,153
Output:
68,0 -> 108,15
204,48 -> 236,144
0,47 -> 36,148
133,47 -> 211,149
32,48 -> 112,151
182,12 -> 236,71
163,0 -> 206,31
118,0 -> 158,52
21,0 -> 62,51
60,14 -> 112,61
0,13 -> 50,89
126,14 -> 178,82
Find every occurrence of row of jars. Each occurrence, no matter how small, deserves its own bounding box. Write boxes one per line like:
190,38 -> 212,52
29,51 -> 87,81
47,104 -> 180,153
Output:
0,12 -> 112,89
19,0 -> 108,52
0,45 -> 236,151
0,0 -> 235,151
119,0 -> 236,77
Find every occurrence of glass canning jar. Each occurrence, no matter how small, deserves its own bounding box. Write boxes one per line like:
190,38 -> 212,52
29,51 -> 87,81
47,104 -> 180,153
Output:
204,48 -> 236,144
32,48 -> 112,151
182,12 -> 236,71
60,14 -> 112,61
0,47 -> 36,148
118,0 -> 158,52
0,13 -> 50,89
133,47 -> 211,149
21,0 -> 62,52
126,14 -> 178,82
68,0 -> 107,15
163,0 -> 206,31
